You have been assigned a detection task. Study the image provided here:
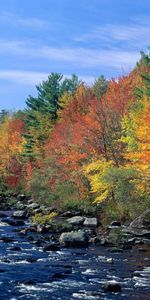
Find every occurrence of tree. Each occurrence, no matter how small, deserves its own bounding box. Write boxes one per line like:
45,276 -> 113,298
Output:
92,75 -> 108,99
24,73 -> 80,160
0,116 -> 25,189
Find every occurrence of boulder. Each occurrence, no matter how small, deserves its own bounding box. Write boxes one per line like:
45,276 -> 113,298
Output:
110,221 -> 121,227
103,281 -> 122,293
66,216 -> 85,226
83,217 -> 97,228
43,242 -> 60,252
12,210 -> 27,219
59,230 -> 88,247
27,203 -> 40,210
126,210 -> 150,238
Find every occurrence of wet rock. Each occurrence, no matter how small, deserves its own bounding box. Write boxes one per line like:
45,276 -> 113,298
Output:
43,242 -> 60,252
2,258 -> 11,263
138,247 -> 147,252
110,221 -> 121,227
61,211 -> 76,218
103,281 -> 122,293
7,219 -> 25,226
0,269 -> 6,273
33,239 -> 43,247
27,203 -> 40,210
0,212 -> 7,218
126,210 -> 150,236
0,236 -> 14,243
36,224 -> 51,233
26,257 -> 37,263
59,230 -> 89,247
27,225 -> 37,232
106,258 -> 114,264
27,236 -> 34,241
18,229 -> 27,236
21,280 -> 36,285
83,217 -> 97,228
100,237 -> 109,246
12,210 -> 27,219
10,246 -> 21,251
15,201 -> 26,210
66,216 -> 85,226
17,194 -> 26,201
52,273 -> 68,280
109,247 -> 123,253
89,236 -> 101,245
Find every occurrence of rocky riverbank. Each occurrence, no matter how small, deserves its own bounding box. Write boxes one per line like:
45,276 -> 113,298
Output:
1,194 -> 150,254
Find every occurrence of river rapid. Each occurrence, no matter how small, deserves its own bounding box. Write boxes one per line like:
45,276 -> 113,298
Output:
0,212 -> 150,300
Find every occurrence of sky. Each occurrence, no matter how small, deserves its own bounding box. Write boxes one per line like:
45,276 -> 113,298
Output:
0,0 -> 149,110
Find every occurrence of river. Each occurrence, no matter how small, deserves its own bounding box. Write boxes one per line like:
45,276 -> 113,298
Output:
0,214 -> 150,300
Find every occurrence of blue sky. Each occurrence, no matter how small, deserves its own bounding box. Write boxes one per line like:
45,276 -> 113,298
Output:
0,0 -> 149,110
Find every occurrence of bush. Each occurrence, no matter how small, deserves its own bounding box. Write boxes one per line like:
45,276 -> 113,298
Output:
32,212 -> 58,225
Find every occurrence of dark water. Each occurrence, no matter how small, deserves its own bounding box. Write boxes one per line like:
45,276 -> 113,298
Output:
0,215 -> 150,300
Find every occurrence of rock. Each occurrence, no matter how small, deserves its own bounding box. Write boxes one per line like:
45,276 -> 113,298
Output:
17,194 -> 26,201
109,247 -> 123,253
21,280 -> 36,285
106,258 -> 114,264
27,203 -> 40,210
110,221 -> 121,227
27,225 -> 37,232
52,273 -> 68,280
12,210 -> 27,219
83,217 -> 97,228
127,210 -> 150,234
0,212 -> 7,218
103,281 -> 122,293
100,238 -> 109,246
66,216 -> 85,226
10,246 -> 21,251
0,236 -> 14,243
61,211 -> 76,218
59,230 -> 89,247
26,257 -> 37,263
89,236 -> 101,245
36,224 -> 51,234
43,242 -> 60,252
5,218 -> 25,226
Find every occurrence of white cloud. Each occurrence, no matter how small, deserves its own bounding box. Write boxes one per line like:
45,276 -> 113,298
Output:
74,23 -> 150,49
0,70 -> 49,85
0,39 -> 140,70
0,70 -> 95,86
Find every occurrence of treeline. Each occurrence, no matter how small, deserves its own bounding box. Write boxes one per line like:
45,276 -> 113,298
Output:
0,52 -> 150,222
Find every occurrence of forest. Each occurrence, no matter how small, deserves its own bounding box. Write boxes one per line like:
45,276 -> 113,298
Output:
0,52 -> 150,224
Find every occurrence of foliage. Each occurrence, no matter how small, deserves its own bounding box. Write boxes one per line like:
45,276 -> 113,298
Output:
32,212 -> 58,225
0,52 -> 150,223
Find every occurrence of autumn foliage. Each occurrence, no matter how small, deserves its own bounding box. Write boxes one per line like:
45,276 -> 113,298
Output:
0,53 -> 149,220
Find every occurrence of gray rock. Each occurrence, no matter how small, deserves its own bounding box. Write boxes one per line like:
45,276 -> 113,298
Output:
27,203 -> 40,210
125,210 -> 150,238
12,210 -> 27,219
59,230 -> 88,247
43,242 -> 60,252
66,216 -> 85,226
110,221 -> 121,227
103,281 -> 122,293
83,217 -> 97,228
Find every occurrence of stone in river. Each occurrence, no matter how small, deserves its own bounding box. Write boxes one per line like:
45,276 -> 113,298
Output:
59,230 -> 89,247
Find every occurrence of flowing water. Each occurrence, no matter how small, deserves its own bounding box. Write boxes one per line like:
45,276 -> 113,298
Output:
0,214 -> 150,300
